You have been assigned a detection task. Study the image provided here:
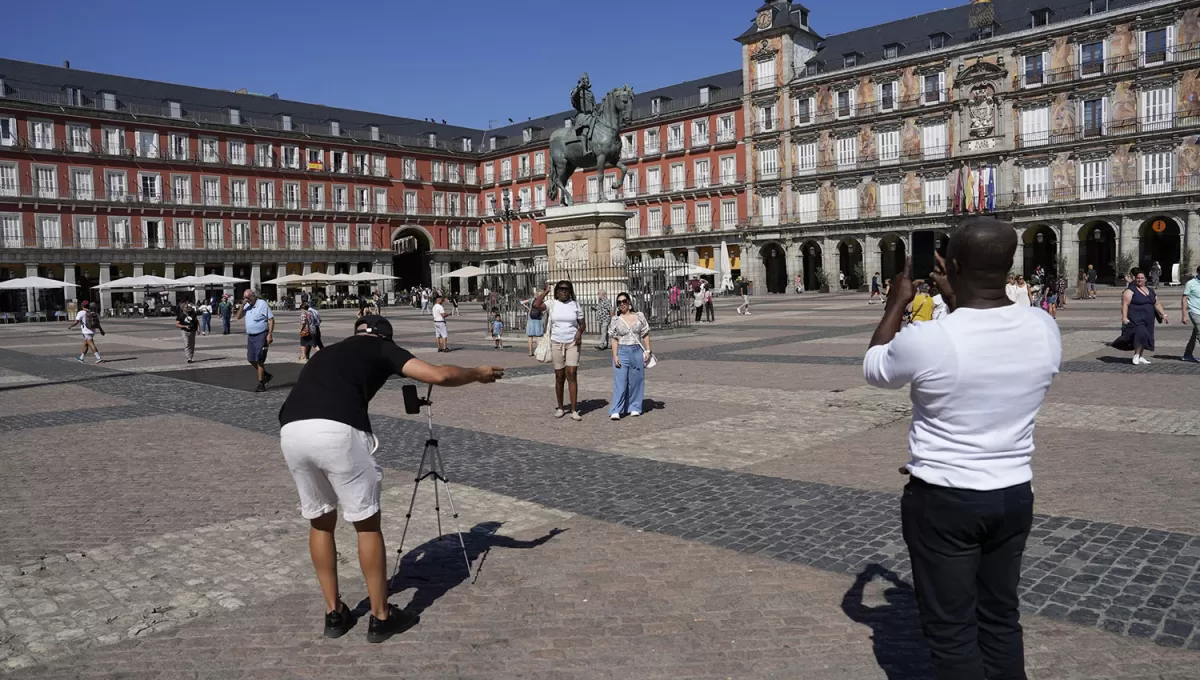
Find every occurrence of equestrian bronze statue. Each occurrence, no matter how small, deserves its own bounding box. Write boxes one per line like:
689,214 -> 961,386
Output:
547,75 -> 634,206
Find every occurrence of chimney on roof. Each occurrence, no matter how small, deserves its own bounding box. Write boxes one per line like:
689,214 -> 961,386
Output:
63,60 -> 70,69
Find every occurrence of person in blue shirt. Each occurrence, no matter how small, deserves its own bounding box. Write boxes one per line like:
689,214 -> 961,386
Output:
491,312 -> 504,349
236,289 -> 275,392
1182,265 -> 1200,362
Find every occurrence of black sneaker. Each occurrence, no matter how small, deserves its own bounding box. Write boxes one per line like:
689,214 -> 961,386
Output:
255,382 -> 266,393
366,604 -> 419,643
262,371 -> 274,384
324,602 -> 357,639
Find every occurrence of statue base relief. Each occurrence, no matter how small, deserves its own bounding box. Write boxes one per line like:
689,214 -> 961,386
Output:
541,202 -> 632,308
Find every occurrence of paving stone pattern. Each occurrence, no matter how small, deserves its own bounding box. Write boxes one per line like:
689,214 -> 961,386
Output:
2,346 -> 1199,651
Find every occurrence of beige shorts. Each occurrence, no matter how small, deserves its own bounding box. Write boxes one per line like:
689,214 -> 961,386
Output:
550,340 -> 580,369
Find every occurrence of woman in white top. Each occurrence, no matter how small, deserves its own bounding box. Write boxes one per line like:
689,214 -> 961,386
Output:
198,301 -> 213,335
1011,276 -> 1033,306
608,292 -> 651,420
532,280 -> 586,421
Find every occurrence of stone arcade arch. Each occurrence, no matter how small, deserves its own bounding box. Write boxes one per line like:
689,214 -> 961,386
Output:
759,241 -> 789,294
1078,221 -> 1117,284
801,240 -> 823,291
879,234 -> 906,282
1024,225 -> 1059,279
837,238 -> 864,289
391,226 -> 434,290
1138,215 -> 1182,284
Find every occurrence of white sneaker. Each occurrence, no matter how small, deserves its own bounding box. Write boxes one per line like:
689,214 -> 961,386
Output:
1140,356 -> 1152,365
554,408 -> 566,418
570,411 -> 582,421
610,413 -> 621,421
629,411 -> 641,417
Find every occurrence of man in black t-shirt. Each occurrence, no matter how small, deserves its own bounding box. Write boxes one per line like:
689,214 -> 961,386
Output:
175,302 -> 199,364
278,315 -> 503,643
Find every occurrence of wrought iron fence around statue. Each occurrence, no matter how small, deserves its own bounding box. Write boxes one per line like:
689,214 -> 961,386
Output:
461,261 -> 699,339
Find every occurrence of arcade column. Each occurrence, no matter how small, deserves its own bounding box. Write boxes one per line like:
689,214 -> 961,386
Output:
132,263 -> 145,304
163,263 -> 176,304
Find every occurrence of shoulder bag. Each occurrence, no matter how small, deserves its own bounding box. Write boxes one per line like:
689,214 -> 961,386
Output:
631,313 -> 657,368
533,299 -> 554,363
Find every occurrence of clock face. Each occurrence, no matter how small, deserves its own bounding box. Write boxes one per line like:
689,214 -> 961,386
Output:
757,11 -> 772,29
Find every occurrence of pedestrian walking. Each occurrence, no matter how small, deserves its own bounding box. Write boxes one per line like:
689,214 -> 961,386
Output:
1116,268 -> 1169,365
608,292 -> 650,420
1182,266 -> 1200,362
869,273 -> 881,304
199,300 -> 213,335
532,280 -> 585,421
864,216 -> 1062,679
176,301 -> 199,363
236,289 -> 275,392
1150,261 -> 1162,287
432,294 -> 449,352
693,284 -> 705,322
1086,265 -> 1098,298
299,302 -> 318,361
278,314 -> 503,643
595,290 -> 613,350
520,296 -> 544,357
1076,269 -> 1088,301
309,305 -> 325,351
491,313 -> 504,349
219,295 -> 233,335
735,277 -> 752,315
66,300 -> 105,363
704,283 -> 715,322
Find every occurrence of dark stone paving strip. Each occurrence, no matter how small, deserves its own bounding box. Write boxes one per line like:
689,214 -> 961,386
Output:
0,402 -> 167,432
1,349 -> 1199,649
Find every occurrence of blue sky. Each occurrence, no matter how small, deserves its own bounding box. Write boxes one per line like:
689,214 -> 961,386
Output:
5,0 -> 955,130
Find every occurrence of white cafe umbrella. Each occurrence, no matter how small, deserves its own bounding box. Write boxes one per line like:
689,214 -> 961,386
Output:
93,275 -> 177,290
298,272 -> 340,283
0,276 -> 79,290
439,266 -> 488,279
262,274 -> 307,286
342,271 -> 399,282
719,241 -> 734,291
484,262 -> 520,274
685,264 -> 719,277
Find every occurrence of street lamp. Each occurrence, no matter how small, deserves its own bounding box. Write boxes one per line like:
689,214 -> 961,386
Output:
495,194 -> 519,288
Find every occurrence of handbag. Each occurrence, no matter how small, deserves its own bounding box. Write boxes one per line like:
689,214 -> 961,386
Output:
533,299 -> 554,363
299,311 -> 311,338
632,316 -> 657,368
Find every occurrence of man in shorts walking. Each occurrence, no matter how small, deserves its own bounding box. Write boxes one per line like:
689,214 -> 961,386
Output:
175,301 -> 199,363
432,294 -> 449,352
66,300 -> 105,363
278,314 -> 503,642
236,289 -> 275,392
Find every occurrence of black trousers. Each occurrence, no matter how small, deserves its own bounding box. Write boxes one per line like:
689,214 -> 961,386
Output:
901,476 -> 1033,680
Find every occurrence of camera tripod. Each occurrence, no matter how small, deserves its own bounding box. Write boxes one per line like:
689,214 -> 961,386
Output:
391,384 -> 472,581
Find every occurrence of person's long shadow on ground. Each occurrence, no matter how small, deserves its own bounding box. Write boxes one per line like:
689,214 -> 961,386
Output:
841,564 -> 935,680
387,521 -> 566,616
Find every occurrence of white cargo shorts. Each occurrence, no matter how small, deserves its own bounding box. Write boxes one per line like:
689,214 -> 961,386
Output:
280,419 -> 382,522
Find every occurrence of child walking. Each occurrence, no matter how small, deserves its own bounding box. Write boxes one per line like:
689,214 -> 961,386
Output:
491,312 -> 504,350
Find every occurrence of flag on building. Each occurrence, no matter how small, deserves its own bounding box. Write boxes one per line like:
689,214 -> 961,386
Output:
964,166 -> 974,213
986,166 -> 995,212
977,168 -> 985,213
953,165 -> 964,214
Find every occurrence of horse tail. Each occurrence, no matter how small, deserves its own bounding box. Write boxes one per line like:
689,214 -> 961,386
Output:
546,138 -> 559,201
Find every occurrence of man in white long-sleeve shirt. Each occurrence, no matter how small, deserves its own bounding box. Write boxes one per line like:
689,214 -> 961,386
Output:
863,217 -> 1062,680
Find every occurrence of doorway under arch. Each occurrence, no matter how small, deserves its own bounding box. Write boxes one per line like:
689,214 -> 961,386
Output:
391,227 -> 433,289
837,238 -> 863,289
1078,221 -> 1116,284
760,242 -> 789,294
801,241 -> 823,291
1138,216 -> 1181,284
1024,225 -> 1058,279
880,235 -> 906,282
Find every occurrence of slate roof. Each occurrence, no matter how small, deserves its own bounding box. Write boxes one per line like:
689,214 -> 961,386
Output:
739,0 -> 1145,74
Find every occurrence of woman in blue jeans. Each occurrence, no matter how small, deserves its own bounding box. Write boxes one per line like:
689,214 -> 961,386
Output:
608,292 -> 651,420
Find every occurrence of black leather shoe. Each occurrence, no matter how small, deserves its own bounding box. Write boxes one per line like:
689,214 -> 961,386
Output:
366,604 -> 419,643
323,601 -> 357,639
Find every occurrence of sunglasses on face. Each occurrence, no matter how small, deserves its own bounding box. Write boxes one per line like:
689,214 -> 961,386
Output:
617,299 -> 630,305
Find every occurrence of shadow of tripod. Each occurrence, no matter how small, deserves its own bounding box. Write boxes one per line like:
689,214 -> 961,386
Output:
388,522 -> 565,616
841,564 -> 935,680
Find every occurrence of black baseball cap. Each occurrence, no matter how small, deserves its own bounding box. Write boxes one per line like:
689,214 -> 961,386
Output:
355,315 -> 394,341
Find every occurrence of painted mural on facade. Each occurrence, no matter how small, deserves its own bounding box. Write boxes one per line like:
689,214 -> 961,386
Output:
1049,36 -> 1072,73
819,131 -> 835,167
816,85 -> 833,117
1051,152 -> 1075,200
899,67 -> 919,108
1182,8 -> 1200,47
1111,81 -> 1137,126
1050,93 -> 1076,136
1110,144 -> 1137,194
1178,69 -> 1200,118
857,77 -> 874,111
859,181 -> 877,217
1178,137 -> 1200,188
858,125 -> 876,160
899,119 -> 919,157
902,172 -> 922,212
818,182 -> 837,221
1109,24 -> 1136,66
748,38 -> 783,89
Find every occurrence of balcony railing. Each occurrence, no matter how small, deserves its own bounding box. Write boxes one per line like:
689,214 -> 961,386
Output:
666,137 -> 685,152
1015,111 -> 1200,148
753,119 -> 779,135
754,76 -> 777,91
690,133 -> 710,147
716,129 -> 737,144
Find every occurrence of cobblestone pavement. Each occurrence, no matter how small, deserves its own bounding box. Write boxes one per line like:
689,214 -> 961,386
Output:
1,291 -> 1198,679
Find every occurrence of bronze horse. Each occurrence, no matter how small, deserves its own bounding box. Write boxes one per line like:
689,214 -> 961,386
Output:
547,85 -> 634,206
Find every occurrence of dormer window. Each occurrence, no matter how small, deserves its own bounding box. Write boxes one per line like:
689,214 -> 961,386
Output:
974,25 -> 994,40
883,44 -> 900,60
1031,8 -> 1051,27
651,97 -> 663,115
65,87 -> 85,106
805,62 -> 821,76
929,33 -> 947,50
168,100 -> 182,118
100,92 -> 116,111
522,128 -> 533,143
427,133 -> 437,148
228,108 -> 240,125
843,53 -> 858,68
462,137 -> 473,152
0,77 -> 6,98
329,120 -> 340,136
700,86 -> 711,104
281,114 -> 292,131
369,125 -> 379,141
489,136 -> 498,151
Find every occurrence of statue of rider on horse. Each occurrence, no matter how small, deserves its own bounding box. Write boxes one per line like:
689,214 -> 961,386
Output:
548,74 -> 634,206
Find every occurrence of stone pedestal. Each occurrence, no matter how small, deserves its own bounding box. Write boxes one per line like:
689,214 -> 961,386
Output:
541,202 -> 632,305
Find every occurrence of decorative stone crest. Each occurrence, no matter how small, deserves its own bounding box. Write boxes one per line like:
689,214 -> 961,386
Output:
609,238 -> 626,265
554,239 -> 590,266
968,84 -> 997,138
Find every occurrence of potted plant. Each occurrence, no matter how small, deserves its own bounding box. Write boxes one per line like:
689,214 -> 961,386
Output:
1114,253 -> 1135,285
852,263 -> 868,292
815,269 -> 831,294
